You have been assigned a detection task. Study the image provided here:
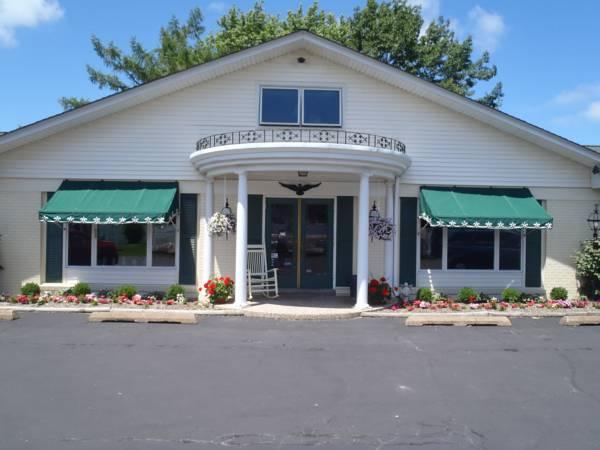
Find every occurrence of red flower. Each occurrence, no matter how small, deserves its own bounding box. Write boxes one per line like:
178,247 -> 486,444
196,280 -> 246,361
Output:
369,279 -> 379,287
380,277 -> 386,282
368,287 -> 377,294
382,289 -> 390,297
223,276 -> 231,286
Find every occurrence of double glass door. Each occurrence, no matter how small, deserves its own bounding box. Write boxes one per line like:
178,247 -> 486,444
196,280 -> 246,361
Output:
266,198 -> 334,289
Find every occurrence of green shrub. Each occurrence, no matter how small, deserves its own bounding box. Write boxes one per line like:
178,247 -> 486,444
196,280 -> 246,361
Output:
456,287 -> 479,303
415,287 -> 434,302
71,282 -> 91,296
21,282 -> 40,296
550,287 -> 569,301
502,287 -> 521,303
116,284 -> 137,299
165,284 -> 185,300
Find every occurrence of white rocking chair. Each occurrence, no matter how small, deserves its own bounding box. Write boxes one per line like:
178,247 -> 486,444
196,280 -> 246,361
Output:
247,244 -> 279,299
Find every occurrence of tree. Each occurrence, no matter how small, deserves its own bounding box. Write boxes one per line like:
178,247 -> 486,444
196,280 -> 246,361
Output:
59,0 -> 503,110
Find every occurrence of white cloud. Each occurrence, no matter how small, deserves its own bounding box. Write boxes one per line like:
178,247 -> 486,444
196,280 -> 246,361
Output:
207,1 -> 227,13
468,5 -> 505,53
552,83 -> 600,105
406,0 -> 441,26
0,0 -> 63,47
583,101 -> 600,122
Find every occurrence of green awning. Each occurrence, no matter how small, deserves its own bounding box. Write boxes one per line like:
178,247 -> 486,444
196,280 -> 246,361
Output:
40,181 -> 178,224
419,186 -> 553,230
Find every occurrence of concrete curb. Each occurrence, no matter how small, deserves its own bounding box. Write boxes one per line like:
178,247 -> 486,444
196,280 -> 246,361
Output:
361,310 -> 600,318
0,305 -> 242,316
560,315 -> 600,326
0,310 -> 18,320
405,314 -> 512,327
89,311 -> 197,324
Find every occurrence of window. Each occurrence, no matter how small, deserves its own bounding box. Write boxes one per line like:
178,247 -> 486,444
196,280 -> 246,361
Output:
68,224 -> 92,266
152,223 -> 176,267
97,224 -> 147,266
66,221 -> 178,268
419,225 -> 524,271
419,220 -> 442,269
499,230 -> 521,270
303,89 -> 341,126
260,88 -> 299,125
448,229 -> 494,270
260,87 -> 342,127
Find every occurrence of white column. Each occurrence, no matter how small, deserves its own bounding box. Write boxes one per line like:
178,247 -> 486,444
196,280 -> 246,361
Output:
234,171 -> 248,308
201,178 -> 214,284
355,172 -> 370,309
384,181 -> 394,284
393,177 -> 401,288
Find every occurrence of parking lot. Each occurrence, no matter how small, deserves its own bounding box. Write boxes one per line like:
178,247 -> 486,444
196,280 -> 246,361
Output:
1,313 -> 599,449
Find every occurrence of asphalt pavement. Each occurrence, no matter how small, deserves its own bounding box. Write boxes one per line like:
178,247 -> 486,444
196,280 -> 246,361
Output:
0,313 -> 599,450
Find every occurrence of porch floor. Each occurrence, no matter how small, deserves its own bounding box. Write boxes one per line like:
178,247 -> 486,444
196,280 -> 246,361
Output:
217,291 -> 376,319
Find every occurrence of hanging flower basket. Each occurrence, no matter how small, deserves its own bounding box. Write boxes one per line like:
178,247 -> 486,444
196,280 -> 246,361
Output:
368,201 -> 394,241
208,212 -> 236,237
369,217 -> 394,241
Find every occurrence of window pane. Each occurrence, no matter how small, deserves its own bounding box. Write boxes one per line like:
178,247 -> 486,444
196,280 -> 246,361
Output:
152,223 -> 176,267
500,230 -> 521,270
68,224 -> 91,266
261,88 -> 299,124
97,224 -> 147,266
303,89 -> 340,125
448,229 -> 494,270
420,220 -> 442,269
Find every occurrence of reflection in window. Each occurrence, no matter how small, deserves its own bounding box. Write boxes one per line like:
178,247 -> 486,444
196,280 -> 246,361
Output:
97,224 -> 147,266
152,223 -> 176,267
448,229 -> 494,270
500,230 -> 521,270
303,89 -> 341,126
420,220 -> 442,269
260,88 -> 299,125
68,224 -> 92,266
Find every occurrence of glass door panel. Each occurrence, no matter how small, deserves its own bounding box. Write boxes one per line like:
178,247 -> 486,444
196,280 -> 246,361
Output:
266,199 -> 298,288
300,199 -> 334,289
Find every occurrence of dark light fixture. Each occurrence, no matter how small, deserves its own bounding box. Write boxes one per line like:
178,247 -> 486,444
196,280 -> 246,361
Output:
588,204 -> 600,239
297,171 -> 308,177
297,57 -> 306,63
221,198 -> 232,217
369,201 -> 380,220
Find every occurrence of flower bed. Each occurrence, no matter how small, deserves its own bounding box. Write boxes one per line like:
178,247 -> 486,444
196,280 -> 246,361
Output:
0,292 -> 217,310
383,298 -> 600,314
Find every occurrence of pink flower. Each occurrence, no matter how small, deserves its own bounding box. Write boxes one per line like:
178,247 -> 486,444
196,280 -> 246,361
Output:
132,294 -> 142,302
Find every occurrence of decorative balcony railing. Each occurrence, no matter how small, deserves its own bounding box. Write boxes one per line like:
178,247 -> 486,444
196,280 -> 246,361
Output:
196,128 -> 406,153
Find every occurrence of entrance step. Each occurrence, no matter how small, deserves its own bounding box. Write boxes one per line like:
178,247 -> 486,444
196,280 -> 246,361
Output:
89,311 -> 197,324
405,314 -> 511,327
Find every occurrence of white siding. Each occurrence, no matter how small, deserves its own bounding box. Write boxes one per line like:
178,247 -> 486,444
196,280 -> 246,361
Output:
0,50 -> 597,295
0,51 -> 590,187
0,190 -> 43,293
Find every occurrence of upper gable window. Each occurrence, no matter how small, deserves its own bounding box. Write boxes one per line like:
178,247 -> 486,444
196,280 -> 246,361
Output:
260,87 -> 342,127
303,89 -> 341,126
260,88 -> 300,125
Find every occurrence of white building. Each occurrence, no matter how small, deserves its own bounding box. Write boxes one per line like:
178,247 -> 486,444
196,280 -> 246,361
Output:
1,31 -> 599,306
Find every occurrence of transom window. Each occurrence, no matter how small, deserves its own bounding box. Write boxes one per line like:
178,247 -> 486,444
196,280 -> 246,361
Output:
66,222 -> 177,268
260,87 -> 342,127
419,220 -> 523,271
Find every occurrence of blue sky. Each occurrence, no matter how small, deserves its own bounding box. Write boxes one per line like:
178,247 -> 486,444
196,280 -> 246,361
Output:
1,0 -> 599,144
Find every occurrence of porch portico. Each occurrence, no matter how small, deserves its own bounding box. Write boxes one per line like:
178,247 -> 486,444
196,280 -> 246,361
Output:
189,129 -> 411,309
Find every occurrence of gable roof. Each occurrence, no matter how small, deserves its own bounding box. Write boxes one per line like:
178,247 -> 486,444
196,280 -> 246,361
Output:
0,31 -> 598,167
